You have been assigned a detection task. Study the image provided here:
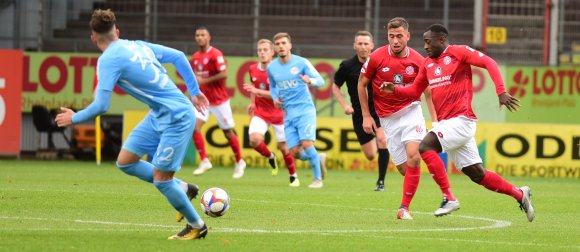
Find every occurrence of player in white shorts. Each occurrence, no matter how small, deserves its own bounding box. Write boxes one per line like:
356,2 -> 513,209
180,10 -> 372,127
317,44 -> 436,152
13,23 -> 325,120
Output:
243,39 -> 300,186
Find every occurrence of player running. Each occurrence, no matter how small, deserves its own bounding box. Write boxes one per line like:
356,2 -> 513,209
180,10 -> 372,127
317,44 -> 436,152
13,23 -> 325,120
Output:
359,17 -> 438,220
382,24 -> 534,222
243,39 -> 298,184
190,27 -> 246,179
268,32 -> 326,188
55,9 -> 210,240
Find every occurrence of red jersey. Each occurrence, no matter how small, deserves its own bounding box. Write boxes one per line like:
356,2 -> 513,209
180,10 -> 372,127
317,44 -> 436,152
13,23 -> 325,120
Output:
361,46 -> 424,117
395,45 -> 506,121
248,63 -> 284,125
192,46 -> 229,105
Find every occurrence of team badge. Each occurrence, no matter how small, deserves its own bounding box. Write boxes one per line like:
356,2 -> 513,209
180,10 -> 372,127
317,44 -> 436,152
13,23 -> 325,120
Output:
197,65 -> 203,71
434,66 -> 442,76
444,56 -> 452,65
252,77 -> 257,81
393,74 -> 403,84
405,66 -> 414,75
290,67 -> 299,75
259,83 -> 266,90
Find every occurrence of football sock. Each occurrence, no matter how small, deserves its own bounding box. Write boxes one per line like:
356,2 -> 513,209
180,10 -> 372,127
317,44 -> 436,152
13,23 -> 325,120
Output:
192,132 -> 208,160
401,166 -> 421,209
117,160 -> 153,183
253,141 -> 273,158
173,178 -> 188,192
284,153 -> 296,175
299,150 -> 309,161
190,220 -> 205,229
154,179 -> 202,225
304,146 -> 322,180
228,134 -> 243,162
421,150 -> 456,201
479,170 -> 523,202
378,148 -> 389,182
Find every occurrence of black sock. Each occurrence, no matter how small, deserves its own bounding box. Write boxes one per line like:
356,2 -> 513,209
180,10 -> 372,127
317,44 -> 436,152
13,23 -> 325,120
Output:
378,148 -> 389,183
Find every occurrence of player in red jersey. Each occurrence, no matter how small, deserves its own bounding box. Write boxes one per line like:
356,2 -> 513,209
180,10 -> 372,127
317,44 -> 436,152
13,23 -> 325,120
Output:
383,24 -> 534,222
359,17 -> 438,220
190,27 -> 246,179
243,39 -> 299,185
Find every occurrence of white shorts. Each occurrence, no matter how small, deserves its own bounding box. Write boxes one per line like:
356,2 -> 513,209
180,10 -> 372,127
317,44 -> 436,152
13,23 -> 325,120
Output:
248,116 -> 286,142
195,100 -> 235,129
379,104 -> 426,166
430,116 -> 482,170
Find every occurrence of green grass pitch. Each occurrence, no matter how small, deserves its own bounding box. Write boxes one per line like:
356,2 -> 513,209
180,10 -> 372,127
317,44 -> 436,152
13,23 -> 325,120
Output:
1,160 -> 579,251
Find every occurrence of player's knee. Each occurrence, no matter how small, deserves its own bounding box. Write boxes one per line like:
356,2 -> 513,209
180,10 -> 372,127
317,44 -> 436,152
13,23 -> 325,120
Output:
418,141 -> 433,154
396,165 -> 407,176
463,165 -> 485,183
249,138 -> 260,147
407,153 -> 422,167
364,152 -> 376,161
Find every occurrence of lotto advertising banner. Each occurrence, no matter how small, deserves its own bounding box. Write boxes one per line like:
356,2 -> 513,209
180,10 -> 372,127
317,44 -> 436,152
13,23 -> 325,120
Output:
0,50 -> 23,155
505,66 -> 580,124
479,122 -> 580,178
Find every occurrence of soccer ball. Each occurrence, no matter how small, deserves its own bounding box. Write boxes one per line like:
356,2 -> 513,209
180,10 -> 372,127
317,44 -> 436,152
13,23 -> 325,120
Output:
200,187 -> 230,217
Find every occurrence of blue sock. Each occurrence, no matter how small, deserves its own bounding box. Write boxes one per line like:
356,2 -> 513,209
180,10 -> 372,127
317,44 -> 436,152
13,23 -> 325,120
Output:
154,179 -> 202,225
299,150 -> 309,161
117,160 -> 154,183
304,146 -> 321,180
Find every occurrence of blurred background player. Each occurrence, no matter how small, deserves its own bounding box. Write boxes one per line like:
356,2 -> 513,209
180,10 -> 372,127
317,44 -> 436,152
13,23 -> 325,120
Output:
190,27 -> 246,179
359,17 -> 438,220
55,9 -> 210,240
243,39 -> 298,183
383,24 -> 534,222
268,32 -> 326,188
332,30 -> 390,192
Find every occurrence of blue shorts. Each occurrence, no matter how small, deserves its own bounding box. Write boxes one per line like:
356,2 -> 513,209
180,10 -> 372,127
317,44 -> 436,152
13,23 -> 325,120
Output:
123,112 -> 195,172
284,108 -> 316,149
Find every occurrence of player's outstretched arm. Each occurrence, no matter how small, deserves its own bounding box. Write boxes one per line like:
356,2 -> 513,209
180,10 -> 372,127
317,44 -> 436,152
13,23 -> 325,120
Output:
56,89 -> 112,127
498,92 -> 520,112
393,66 -> 428,98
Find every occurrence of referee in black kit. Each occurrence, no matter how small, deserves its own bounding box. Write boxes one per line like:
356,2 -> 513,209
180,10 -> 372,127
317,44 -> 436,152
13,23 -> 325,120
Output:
331,31 -> 392,191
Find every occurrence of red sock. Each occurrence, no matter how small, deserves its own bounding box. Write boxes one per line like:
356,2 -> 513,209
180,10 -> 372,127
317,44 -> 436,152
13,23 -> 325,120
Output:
284,153 -> 296,175
192,132 -> 207,160
253,142 -> 272,158
479,170 -> 523,202
401,166 -> 421,208
228,134 -> 242,162
421,150 -> 456,201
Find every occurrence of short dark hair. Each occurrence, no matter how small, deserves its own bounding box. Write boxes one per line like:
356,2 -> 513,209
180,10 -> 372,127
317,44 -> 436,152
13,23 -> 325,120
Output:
426,24 -> 449,37
195,26 -> 210,35
386,17 -> 409,30
354,30 -> 373,42
90,9 -> 116,33
273,32 -> 291,43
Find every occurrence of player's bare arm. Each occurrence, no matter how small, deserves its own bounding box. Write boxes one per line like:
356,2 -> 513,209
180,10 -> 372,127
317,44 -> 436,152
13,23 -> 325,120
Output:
243,83 -> 272,98
423,87 -> 438,122
331,83 -> 354,115
357,75 -> 377,135
197,70 -> 227,85
498,92 -> 520,112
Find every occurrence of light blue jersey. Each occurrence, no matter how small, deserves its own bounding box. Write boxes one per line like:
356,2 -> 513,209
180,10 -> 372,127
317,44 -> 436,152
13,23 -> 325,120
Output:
72,39 -> 200,171
267,54 -> 324,119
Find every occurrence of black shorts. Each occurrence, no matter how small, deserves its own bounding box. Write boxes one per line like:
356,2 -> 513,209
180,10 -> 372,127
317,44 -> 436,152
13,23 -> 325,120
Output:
352,112 -> 381,145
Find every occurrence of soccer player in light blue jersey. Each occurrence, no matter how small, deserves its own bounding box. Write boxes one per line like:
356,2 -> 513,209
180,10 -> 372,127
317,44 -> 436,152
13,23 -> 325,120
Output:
55,9 -> 210,240
267,32 -> 326,188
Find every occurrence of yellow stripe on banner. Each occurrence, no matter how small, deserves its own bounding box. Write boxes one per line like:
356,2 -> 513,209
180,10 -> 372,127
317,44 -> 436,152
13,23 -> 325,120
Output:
95,116 -> 101,165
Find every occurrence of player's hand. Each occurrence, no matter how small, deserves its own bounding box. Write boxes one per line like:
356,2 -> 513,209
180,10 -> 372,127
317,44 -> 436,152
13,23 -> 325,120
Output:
274,98 -> 283,109
55,107 -> 75,127
243,83 -> 257,94
498,92 -> 520,112
299,74 -> 311,85
379,82 -> 395,94
362,116 -> 376,135
247,103 -> 255,116
343,105 -> 354,115
191,93 -> 209,115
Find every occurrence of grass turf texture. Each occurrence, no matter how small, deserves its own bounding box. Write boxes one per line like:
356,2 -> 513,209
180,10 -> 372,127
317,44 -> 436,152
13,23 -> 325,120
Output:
0,160 -> 579,251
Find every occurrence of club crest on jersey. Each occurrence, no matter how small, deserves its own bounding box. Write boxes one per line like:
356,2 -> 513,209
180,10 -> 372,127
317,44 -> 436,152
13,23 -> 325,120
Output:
444,56 -> 452,65
434,66 -> 442,76
290,67 -> 299,75
405,66 -> 415,75
197,65 -> 203,71
393,74 -> 403,84
259,83 -> 266,90
252,77 -> 257,81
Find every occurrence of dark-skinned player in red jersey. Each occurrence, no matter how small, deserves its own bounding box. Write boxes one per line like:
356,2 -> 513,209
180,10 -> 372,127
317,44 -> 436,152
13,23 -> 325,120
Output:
382,24 -> 534,222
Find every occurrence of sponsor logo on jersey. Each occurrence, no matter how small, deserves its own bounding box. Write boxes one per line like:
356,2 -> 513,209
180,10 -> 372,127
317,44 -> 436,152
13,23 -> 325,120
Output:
427,63 -> 434,68
405,66 -> 415,75
381,67 -> 390,72
393,74 -> 403,84
435,66 -> 442,76
276,79 -> 298,89
290,67 -> 299,75
444,56 -> 452,65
